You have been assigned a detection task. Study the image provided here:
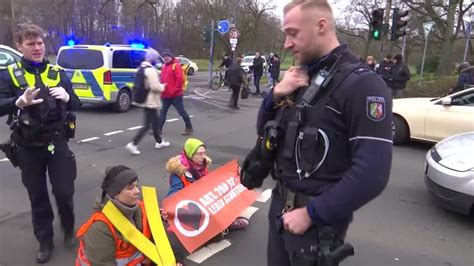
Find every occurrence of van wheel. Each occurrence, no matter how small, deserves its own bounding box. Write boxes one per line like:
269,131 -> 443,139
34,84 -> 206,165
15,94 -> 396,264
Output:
393,115 -> 409,145
114,89 -> 131,112
187,67 -> 195,76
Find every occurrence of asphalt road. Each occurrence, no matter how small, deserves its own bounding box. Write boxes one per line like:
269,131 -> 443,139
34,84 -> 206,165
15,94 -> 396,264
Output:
0,74 -> 472,266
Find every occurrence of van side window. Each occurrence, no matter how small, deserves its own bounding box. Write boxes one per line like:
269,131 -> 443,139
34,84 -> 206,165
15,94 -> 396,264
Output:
131,51 -> 146,68
113,50 -> 132,68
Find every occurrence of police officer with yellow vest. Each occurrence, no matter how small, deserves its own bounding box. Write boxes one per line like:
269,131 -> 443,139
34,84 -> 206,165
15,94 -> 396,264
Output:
0,23 -> 80,263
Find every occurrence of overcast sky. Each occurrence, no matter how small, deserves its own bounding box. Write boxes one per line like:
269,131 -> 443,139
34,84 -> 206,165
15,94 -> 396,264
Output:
273,0 -> 350,19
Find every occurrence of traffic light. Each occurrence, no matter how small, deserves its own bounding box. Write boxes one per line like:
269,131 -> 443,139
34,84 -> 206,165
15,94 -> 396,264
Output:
391,8 -> 409,41
201,27 -> 211,44
370,8 -> 384,41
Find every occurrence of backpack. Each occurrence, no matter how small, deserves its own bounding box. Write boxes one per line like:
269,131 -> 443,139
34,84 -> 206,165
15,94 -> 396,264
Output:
132,65 -> 150,104
241,86 -> 250,99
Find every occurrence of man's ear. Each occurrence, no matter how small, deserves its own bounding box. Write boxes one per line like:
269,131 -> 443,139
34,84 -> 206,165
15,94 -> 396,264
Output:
15,42 -> 22,52
316,17 -> 329,33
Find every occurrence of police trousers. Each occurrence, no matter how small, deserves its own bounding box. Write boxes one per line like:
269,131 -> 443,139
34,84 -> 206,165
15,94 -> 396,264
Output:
267,188 -> 348,266
17,139 -> 76,244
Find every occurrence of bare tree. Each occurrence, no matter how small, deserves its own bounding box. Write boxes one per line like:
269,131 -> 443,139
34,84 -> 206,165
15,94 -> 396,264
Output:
2,0 -> 283,59
405,0 -> 473,75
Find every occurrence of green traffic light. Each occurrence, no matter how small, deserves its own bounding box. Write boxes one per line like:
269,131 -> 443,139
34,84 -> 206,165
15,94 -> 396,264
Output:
373,30 -> 380,38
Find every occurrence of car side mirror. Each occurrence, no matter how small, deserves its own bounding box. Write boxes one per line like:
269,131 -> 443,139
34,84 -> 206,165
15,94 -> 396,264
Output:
441,97 -> 452,106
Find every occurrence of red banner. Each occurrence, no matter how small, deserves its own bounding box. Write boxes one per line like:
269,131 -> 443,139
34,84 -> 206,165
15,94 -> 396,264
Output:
162,160 -> 256,253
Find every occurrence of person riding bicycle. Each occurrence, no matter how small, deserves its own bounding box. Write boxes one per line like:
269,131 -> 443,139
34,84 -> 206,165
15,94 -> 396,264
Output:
219,54 -> 232,85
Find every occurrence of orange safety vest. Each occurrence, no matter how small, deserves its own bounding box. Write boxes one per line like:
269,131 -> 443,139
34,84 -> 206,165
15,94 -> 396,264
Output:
178,174 -> 193,187
76,201 -> 152,266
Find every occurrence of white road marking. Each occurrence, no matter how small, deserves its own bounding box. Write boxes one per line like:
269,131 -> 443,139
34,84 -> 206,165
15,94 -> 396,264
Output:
127,126 -> 143,130
193,97 -> 232,110
0,158 -> 9,162
77,137 -> 100,143
76,116 -> 195,144
186,239 -> 232,264
256,189 -> 272,203
239,206 -> 259,220
185,95 -> 206,100
103,130 -> 123,136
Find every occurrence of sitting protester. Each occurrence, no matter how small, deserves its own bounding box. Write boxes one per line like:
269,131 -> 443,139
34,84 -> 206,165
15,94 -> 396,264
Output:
166,138 -> 249,231
76,165 -> 182,266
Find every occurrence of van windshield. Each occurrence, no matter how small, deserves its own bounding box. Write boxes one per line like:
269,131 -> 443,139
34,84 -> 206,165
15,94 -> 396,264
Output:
57,49 -> 103,69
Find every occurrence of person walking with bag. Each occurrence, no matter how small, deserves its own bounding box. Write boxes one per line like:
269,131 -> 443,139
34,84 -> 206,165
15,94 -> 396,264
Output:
125,48 -> 170,155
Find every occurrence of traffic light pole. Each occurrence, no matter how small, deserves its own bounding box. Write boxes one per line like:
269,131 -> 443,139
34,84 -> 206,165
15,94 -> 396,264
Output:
208,20 -> 215,89
380,0 -> 392,60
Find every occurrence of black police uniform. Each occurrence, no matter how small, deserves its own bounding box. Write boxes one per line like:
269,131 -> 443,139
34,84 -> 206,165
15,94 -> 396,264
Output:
256,45 -> 393,265
0,58 -> 80,247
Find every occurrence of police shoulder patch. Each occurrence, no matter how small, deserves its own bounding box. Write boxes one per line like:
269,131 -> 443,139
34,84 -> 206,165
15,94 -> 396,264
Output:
366,96 -> 386,121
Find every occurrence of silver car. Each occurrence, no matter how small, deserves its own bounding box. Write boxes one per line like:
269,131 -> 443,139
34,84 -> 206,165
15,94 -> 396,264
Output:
424,132 -> 474,214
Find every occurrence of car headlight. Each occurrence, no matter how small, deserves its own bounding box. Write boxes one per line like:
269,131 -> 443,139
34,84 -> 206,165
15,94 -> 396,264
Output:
430,148 -> 442,163
438,157 -> 474,172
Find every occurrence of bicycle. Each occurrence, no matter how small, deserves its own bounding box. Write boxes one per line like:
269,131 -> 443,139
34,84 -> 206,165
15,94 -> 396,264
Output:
210,68 -> 229,91
246,70 -> 267,97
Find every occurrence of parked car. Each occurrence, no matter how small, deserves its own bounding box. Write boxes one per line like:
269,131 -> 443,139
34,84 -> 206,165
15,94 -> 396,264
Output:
392,88 -> 474,145
424,132 -> 474,214
177,57 -> 198,75
0,44 -> 22,69
241,55 -> 267,73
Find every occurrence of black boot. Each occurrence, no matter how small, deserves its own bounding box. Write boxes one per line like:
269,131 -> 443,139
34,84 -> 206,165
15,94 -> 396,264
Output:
64,230 -> 77,250
36,241 -> 54,263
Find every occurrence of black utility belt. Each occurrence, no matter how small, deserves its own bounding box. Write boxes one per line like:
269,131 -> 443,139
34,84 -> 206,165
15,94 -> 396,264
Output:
14,129 -> 66,147
275,181 -> 315,211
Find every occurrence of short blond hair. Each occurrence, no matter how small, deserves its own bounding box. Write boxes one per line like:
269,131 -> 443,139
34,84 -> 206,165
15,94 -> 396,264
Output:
283,0 -> 333,16
14,23 -> 45,44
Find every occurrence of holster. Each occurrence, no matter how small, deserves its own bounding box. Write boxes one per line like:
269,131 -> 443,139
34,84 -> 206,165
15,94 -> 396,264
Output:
64,112 -> 76,139
0,139 -> 19,168
318,226 -> 354,266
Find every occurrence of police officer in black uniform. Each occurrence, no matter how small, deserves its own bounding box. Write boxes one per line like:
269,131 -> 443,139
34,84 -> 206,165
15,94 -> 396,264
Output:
240,1 -> 392,265
0,23 -> 80,263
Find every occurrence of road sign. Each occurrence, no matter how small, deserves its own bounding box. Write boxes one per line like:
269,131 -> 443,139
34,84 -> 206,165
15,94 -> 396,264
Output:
229,28 -> 239,39
423,21 -> 435,38
217,20 -> 230,34
230,38 -> 238,44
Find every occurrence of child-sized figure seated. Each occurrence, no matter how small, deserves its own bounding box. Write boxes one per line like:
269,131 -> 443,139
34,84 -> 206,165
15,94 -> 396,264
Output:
166,138 -> 249,232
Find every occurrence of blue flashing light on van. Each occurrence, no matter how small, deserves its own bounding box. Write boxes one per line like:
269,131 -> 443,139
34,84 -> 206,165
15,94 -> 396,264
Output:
130,43 -> 145,49
67,39 -> 76,46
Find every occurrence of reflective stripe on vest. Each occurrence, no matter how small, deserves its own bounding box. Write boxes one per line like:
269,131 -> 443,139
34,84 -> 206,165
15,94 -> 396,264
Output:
142,186 -> 176,265
75,201 -> 151,266
7,62 -> 61,89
